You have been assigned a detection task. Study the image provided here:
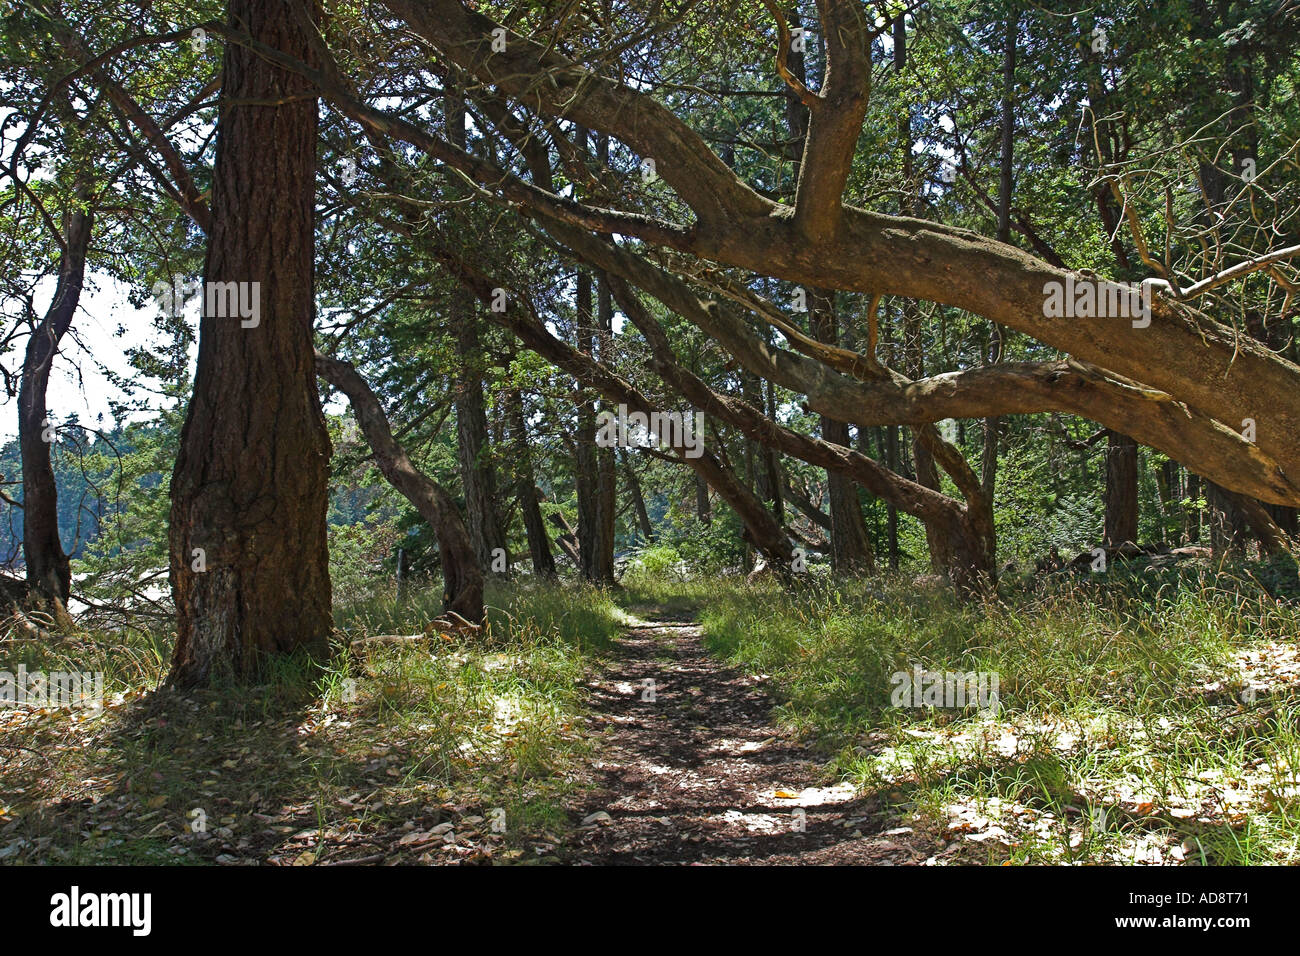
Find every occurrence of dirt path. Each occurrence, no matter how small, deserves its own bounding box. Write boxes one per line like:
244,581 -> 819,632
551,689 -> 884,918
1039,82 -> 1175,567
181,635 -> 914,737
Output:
566,612 -> 927,865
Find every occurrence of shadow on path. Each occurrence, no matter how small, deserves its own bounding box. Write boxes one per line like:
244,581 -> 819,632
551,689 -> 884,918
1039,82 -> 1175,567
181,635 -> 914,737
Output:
565,612 -> 927,865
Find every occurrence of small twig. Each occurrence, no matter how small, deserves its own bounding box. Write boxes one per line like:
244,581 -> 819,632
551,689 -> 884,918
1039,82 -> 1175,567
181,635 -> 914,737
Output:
0,744 -> 54,764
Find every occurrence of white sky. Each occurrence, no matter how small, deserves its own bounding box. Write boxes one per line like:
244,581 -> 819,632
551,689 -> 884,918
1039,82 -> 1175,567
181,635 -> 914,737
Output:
0,271 -> 185,443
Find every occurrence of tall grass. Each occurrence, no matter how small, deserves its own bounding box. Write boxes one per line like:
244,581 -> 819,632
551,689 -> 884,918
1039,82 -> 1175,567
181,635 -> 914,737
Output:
683,567 -> 1300,864
0,577 -> 629,864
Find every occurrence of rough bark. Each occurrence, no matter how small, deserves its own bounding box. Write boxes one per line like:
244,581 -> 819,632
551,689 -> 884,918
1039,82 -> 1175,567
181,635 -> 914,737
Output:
570,130 -> 617,585
167,0 -> 332,686
452,301 -> 506,568
315,351 -> 484,621
742,370 -> 784,523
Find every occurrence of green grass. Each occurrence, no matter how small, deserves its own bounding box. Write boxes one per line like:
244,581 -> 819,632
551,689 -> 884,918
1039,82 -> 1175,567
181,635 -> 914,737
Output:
0,577 -> 627,865
615,569 -> 716,618
7,565 -> 1299,865
677,566 -> 1300,864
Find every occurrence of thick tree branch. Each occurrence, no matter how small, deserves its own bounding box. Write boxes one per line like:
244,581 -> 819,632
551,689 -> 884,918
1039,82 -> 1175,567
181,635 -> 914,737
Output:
790,0 -> 873,239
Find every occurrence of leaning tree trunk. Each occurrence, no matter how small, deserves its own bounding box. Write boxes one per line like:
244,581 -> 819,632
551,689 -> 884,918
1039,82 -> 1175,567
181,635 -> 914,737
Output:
167,0 -> 332,685
19,202 -> 92,621
315,352 -> 484,621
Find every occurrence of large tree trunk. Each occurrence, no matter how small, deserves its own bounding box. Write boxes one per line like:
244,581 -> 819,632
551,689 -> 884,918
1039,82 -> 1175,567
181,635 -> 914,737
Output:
1103,431 -> 1140,546
824,422 -> 875,573
573,264 -> 617,584
315,352 -> 484,621
19,201 -> 92,620
167,0 -> 332,685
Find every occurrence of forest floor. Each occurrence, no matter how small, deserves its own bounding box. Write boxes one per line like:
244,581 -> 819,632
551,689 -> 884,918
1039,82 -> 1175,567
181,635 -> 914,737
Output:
563,610 -> 932,864
3,570 -> 1300,865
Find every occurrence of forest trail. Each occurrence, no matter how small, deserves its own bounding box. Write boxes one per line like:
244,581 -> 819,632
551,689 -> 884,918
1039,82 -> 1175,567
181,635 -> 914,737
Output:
566,611 -> 924,865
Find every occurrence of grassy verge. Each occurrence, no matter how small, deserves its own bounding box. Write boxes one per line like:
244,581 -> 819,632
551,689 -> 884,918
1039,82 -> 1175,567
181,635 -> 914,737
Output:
679,566 -> 1300,864
0,579 -> 624,865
